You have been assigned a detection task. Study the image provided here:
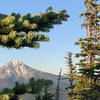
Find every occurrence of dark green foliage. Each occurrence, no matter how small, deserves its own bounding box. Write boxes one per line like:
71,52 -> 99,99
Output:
28,78 -> 53,94
0,7 -> 69,48
0,78 -> 53,100
1,88 -> 13,94
36,86 -> 54,100
35,94 -> 41,100
9,94 -> 18,100
13,82 -> 26,95
11,78 -> 53,95
42,86 -> 54,100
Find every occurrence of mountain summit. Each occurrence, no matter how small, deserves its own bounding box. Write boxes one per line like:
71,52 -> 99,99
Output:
0,60 -> 33,80
0,60 -> 59,88
0,60 -> 68,100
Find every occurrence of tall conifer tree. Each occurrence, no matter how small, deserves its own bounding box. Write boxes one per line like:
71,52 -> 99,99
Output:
65,52 -> 77,100
74,0 -> 100,99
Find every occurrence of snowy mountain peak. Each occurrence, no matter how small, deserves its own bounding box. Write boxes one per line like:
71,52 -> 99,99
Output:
0,60 -> 67,100
3,60 -> 23,68
0,60 -> 32,80
10,60 -> 23,66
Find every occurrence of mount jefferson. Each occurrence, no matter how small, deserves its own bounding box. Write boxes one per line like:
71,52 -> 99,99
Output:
0,60 -> 69,100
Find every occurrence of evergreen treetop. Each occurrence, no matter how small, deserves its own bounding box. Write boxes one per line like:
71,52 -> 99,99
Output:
0,7 -> 69,48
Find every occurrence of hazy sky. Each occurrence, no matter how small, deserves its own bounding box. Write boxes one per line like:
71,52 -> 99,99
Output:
0,0 -> 87,74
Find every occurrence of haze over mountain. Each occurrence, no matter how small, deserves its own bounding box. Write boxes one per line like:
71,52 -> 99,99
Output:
0,60 -> 69,100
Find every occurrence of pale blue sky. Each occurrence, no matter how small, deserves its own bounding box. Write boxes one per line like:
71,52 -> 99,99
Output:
0,0 -> 86,74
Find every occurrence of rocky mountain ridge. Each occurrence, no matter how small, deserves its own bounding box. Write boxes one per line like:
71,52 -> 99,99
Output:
0,60 -> 69,100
